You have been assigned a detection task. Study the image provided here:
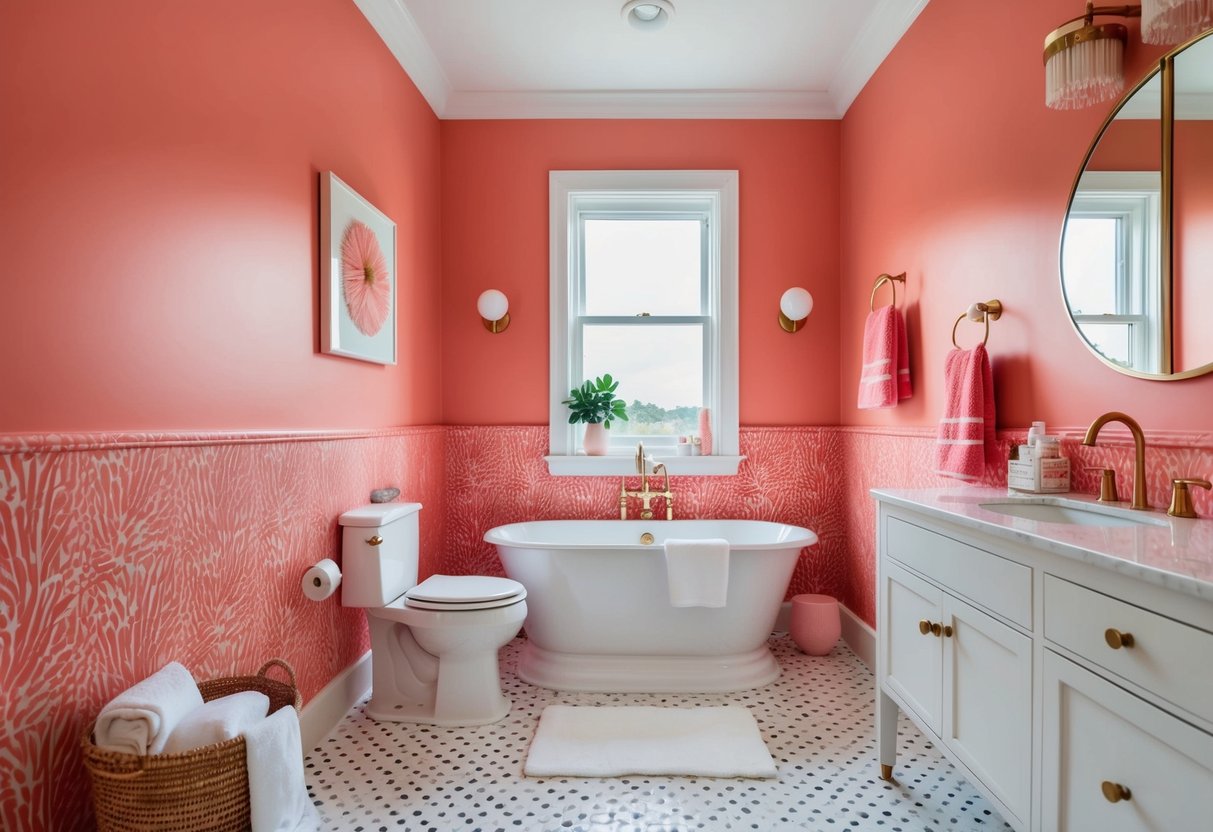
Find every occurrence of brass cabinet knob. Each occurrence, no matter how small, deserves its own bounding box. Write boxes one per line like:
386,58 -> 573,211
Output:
366,535 -> 384,546
1104,628 -> 1135,649
942,624 -> 954,638
1168,477 -> 1211,518
639,532 -> 655,545
918,619 -> 932,635
930,621 -> 943,637
1101,781 -> 1132,803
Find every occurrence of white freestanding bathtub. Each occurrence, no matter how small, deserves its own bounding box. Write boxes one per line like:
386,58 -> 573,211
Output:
483,519 -> 818,692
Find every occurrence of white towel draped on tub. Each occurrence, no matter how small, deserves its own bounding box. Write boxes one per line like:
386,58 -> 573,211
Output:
94,661 -> 204,756
664,538 -> 730,607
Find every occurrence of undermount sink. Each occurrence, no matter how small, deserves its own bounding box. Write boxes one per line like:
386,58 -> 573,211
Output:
979,499 -> 1166,528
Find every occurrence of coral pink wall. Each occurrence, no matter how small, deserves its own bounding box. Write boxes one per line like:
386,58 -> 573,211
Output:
0,428 -> 446,831
1173,120 -> 1213,371
0,0 -> 443,433
836,0 -> 1213,629
1086,119 -> 1159,171
837,0 -> 1213,433
0,1 -> 447,828
440,120 -> 841,427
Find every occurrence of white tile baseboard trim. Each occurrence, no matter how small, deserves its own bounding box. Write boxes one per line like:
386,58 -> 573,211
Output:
300,651 -> 371,753
775,601 -> 875,673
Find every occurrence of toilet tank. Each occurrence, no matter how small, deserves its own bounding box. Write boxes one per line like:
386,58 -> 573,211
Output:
339,502 -> 423,608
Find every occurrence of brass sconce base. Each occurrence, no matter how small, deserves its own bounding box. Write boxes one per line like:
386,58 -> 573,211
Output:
778,312 -> 805,333
482,312 -> 510,334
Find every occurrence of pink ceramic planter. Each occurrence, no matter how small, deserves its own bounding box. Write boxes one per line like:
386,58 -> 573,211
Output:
790,594 -> 841,656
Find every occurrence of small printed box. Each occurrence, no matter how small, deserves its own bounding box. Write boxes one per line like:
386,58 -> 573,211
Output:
1008,458 -> 1070,493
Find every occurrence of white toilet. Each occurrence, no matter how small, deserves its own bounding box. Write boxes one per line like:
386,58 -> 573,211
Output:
339,502 -> 527,726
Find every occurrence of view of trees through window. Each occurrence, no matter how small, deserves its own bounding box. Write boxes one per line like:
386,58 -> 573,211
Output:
624,400 -> 700,436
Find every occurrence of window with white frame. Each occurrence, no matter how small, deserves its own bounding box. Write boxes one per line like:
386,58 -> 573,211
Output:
1062,171 -> 1162,373
548,171 -> 739,474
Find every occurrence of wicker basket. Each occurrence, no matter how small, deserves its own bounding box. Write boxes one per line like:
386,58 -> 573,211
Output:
82,659 -> 302,832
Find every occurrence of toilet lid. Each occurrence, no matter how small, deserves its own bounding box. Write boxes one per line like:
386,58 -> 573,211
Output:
405,575 -> 525,605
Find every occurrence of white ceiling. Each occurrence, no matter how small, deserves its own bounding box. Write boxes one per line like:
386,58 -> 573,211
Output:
354,0 -> 930,119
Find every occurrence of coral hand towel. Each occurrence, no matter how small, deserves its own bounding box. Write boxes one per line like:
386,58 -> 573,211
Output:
895,309 -> 912,401
858,306 -> 912,409
935,343 -> 997,481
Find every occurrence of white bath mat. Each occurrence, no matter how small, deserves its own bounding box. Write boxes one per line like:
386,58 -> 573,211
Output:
523,705 -> 777,779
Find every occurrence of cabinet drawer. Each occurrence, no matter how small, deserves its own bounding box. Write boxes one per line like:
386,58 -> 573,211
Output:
1044,575 -> 1213,725
1042,651 -> 1213,831
885,516 -> 1032,628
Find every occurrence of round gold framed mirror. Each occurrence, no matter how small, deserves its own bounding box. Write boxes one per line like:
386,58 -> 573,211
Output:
1060,27 -> 1213,380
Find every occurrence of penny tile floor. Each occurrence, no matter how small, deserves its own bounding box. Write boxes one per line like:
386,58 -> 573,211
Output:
305,635 -> 1013,831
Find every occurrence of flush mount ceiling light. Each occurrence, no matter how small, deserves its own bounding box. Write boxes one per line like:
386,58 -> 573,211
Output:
622,0 -> 675,31
1044,1 -> 1210,109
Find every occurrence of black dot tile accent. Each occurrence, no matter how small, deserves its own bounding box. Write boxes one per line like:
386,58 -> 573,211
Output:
305,636 -> 1013,831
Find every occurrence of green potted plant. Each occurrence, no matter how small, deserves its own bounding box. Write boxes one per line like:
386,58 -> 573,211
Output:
563,374 -> 628,455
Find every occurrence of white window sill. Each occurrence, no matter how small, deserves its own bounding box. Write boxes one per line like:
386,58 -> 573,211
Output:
544,454 -> 745,477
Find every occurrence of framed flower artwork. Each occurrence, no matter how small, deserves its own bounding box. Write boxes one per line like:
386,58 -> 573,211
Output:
320,172 -> 397,364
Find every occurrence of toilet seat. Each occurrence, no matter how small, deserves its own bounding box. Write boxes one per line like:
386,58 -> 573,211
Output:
403,575 -> 526,611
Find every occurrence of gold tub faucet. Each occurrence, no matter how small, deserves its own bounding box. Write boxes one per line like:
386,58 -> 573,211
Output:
620,442 -> 674,520
1082,411 -> 1149,510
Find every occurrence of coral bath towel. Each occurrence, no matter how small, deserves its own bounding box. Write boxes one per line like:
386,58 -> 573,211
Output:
858,306 -> 912,409
935,343 -> 997,481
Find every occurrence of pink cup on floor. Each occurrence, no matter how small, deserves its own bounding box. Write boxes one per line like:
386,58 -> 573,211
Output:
790,594 -> 841,656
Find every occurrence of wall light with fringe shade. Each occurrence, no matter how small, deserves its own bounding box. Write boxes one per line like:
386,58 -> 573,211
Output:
1141,0 -> 1213,43
1044,1 -> 1211,109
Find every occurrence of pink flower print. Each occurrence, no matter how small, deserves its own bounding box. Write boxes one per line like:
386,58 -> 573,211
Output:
341,220 -> 391,336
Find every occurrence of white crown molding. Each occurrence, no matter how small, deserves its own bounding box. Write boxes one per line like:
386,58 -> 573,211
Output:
442,89 -> 841,119
357,0 -> 924,120
828,0 -> 930,116
353,0 -> 450,117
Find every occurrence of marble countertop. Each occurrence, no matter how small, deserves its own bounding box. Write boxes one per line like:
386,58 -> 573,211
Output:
871,487 -> 1213,602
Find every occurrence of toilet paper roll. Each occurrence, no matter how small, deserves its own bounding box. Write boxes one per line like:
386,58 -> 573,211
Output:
302,558 -> 342,602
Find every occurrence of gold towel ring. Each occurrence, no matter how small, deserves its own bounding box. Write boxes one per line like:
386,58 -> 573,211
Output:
869,272 -> 906,311
951,313 -> 989,348
951,299 -> 1003,349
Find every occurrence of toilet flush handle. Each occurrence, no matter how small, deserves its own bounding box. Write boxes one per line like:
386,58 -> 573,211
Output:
367,535 -> 384,546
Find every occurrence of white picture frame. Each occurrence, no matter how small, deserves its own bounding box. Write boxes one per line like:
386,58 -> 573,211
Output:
320,171 -> 397,365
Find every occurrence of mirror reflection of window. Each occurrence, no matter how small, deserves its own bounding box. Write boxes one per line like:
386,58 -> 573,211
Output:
1172,35 -> 1213,372
1063,172 -> 1162,372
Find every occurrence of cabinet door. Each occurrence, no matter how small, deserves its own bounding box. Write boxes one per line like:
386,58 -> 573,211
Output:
942,594 -> 1032,826
882,563 -> 943,735
1041,651 -> 1213,832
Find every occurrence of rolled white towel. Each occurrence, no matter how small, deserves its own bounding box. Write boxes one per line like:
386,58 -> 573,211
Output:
162,691 -> 270,755
246,705 -> 317,832
94,661 -> 204,756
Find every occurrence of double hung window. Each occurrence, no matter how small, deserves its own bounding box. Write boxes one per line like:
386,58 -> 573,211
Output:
548,171 -> 739,474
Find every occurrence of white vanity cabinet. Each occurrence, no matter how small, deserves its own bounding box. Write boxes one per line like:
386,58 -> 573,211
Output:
874,492 -> 1213,832
879,516 -> 1033,829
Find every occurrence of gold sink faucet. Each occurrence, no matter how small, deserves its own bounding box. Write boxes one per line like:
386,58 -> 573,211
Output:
1082,411 -> 1149,510
620,442 -> 674,520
